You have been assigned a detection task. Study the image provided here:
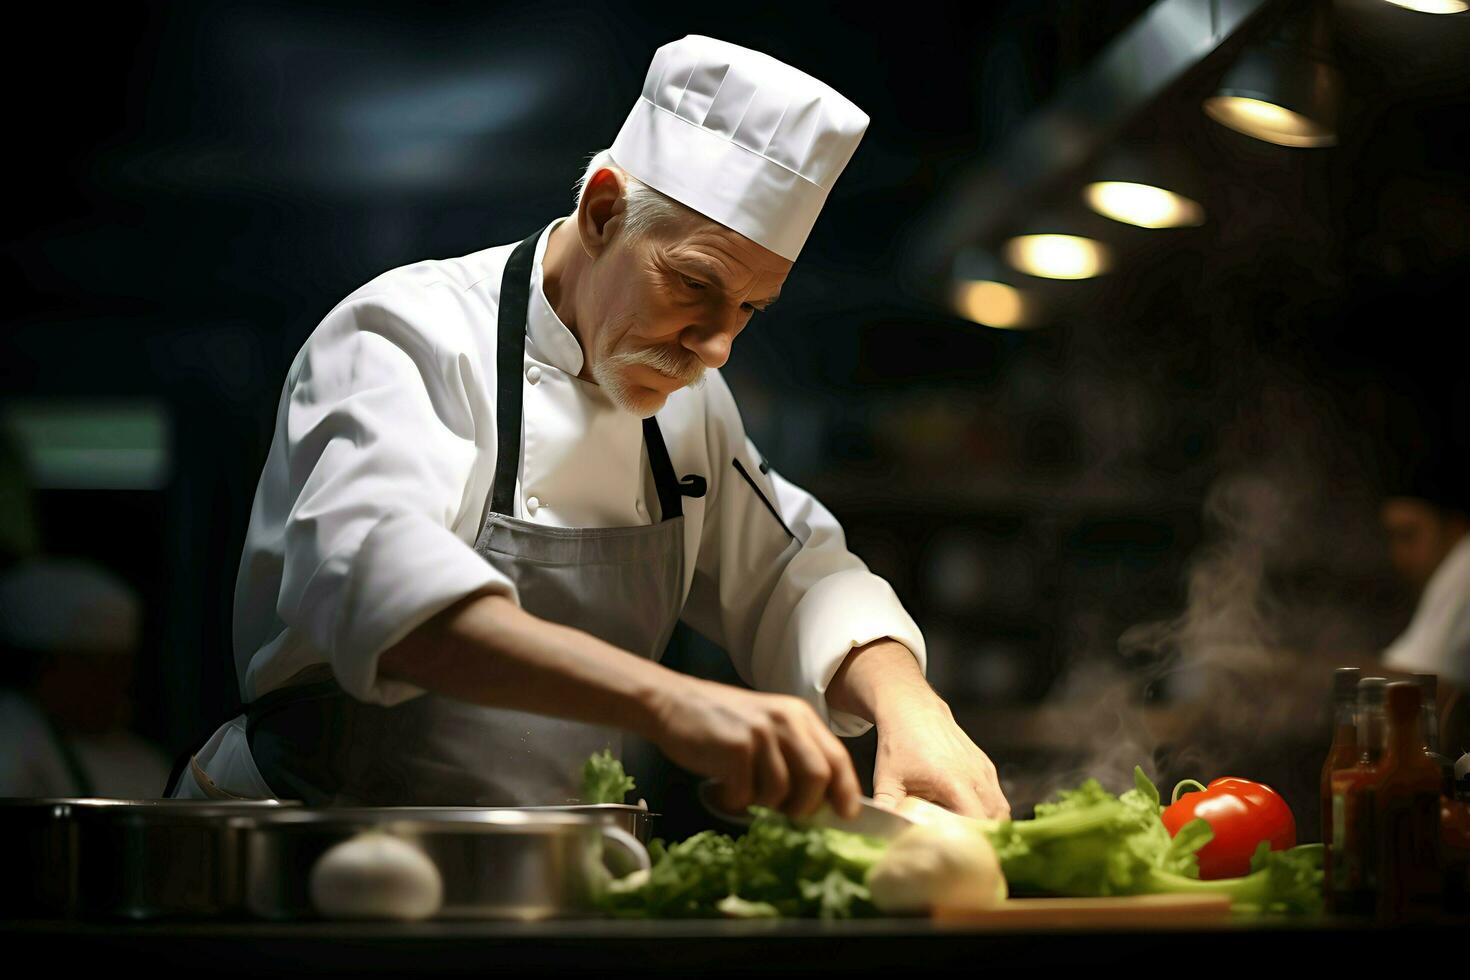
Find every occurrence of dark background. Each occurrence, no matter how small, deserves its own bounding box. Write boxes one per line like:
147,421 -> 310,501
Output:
3,0 -> 1466,834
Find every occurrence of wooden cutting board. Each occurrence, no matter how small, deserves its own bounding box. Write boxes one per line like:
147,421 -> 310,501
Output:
933,893 -> 1234,928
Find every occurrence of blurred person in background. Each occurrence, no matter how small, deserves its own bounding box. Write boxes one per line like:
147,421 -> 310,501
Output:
1381,460 -> 1469,685
1380,456 -> 1470,754
0,558 -> 171,797
0,426 -> 40,570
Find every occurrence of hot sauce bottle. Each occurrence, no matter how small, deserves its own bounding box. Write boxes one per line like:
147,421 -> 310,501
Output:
1329,676 -> 1387,915
1321,667 -> 1359,896
1411,673 -> 1455,797
1374,681 -> 1444,923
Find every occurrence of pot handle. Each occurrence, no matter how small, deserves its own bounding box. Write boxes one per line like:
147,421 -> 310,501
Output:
598,823 -> 651,877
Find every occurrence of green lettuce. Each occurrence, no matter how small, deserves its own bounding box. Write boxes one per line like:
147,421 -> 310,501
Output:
581,749 -> 636,804
602,765 -> 1323,918
982,766 -> 1323,915
985,766 -> 1211,897
1136,841 -> 1326,915
603,829 -> 738,917
600,807 -> 887,919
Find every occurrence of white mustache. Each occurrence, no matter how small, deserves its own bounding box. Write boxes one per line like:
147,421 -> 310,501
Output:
604,343 -> 706,387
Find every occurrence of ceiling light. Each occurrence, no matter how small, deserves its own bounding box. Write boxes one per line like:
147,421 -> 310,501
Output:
953,279 -> 1030,329
1381,0 -> 1468,13
1003,234 -> 1112,280
1203,95 -> 1336,147
950,247 -> 1040,329
1204,0 -> 1341,148
1084,181 -> 1205,229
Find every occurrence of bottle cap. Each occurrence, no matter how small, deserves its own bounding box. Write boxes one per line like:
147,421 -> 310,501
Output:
1385,680 -> 1421,715
1412,673 -> 1437,699
1333,667 -> 1361,700
1357,676 -> 1388,705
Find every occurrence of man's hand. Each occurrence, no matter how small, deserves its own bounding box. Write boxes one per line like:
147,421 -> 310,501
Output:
647,675 -> 863,821
377,591 -> 862,821
870,699 -> 1010,820
827,638 -> 1011,820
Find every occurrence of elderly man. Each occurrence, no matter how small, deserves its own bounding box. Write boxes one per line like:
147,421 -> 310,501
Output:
171,35 -> 1009,820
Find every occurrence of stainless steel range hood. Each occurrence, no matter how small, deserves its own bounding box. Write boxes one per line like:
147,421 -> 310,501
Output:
908,0 -> 1284,293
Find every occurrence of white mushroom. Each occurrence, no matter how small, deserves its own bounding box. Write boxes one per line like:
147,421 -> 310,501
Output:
309,831 -> 444,921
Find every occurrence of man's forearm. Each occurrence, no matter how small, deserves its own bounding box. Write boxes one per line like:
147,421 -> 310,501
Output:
376,590 -> 674,741
825,637 -> 945,726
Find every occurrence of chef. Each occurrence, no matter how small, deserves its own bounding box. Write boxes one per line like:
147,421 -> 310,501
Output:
1,558 -> 172,798
169,35 -> 1010,821
1381,457 -> 1470,692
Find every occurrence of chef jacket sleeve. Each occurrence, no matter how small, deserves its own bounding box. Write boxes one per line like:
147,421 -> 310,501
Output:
1383,596 -> 1470,690
678,371 -> 926,737
275,286 -> 517,706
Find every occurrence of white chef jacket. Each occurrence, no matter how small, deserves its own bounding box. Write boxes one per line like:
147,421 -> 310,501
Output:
1383,533 -> 1470,690
201,216 -> 926,797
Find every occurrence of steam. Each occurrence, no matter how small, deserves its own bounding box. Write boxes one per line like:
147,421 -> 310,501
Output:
1013,377 -> 1405,828
1117,467 -> 1331,779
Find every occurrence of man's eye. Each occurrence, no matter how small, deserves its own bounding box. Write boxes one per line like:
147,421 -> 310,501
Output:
680,275 -> 706,290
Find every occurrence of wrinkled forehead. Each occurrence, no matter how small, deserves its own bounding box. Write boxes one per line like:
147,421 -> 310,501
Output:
652,212 -> 793,282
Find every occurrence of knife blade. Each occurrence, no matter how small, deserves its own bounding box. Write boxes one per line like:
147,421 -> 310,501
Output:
697,778 -> 915,840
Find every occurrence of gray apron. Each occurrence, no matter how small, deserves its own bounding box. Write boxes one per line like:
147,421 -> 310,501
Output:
239,223 -> 688,806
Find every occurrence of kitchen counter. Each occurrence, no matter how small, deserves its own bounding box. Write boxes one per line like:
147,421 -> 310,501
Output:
6,914 -> 1463,975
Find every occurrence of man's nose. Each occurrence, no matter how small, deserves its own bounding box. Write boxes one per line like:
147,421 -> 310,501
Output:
683,317 -> 740,370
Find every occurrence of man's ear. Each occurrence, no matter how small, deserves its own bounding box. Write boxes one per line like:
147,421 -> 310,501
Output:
577,167 -> 628,259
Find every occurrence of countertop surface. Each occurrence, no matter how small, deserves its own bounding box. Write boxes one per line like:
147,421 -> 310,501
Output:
8,914 -> 1463,975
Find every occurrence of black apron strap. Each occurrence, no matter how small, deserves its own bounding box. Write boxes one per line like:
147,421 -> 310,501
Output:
643,417 -> 683,522
38,709 -> 95,798
487,221 -> 683,526
489,225 -> 550,517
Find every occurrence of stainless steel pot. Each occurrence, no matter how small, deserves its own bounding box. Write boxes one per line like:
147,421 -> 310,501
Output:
493,803 -> 657,843
345,803 -> 656,842
69,798 -> 295,920
234,807 -> 650,921
0,798 -> 87,918
2,797 -> 296,920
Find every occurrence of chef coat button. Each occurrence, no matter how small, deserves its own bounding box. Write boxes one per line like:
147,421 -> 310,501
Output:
526,496 -> 540,515
526,366 -> 542,385
636,500 -> 646,514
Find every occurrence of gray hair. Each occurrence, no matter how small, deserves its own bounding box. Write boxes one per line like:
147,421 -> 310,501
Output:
572,147 -> 703,243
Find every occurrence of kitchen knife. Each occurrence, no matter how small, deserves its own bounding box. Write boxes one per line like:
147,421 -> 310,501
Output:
697,778 -> 915,840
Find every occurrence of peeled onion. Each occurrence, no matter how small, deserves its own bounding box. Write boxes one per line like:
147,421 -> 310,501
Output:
867,821 -> 1008,915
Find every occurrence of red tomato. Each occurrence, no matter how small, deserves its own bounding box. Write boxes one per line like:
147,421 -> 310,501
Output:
1161,777 -> 1297,880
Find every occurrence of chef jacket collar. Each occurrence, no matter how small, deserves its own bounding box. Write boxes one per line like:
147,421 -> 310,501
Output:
527,216 -> 587,379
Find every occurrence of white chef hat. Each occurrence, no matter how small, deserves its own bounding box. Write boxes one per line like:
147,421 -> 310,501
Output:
0,557 -> 140,656
609,35 -> 870,262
